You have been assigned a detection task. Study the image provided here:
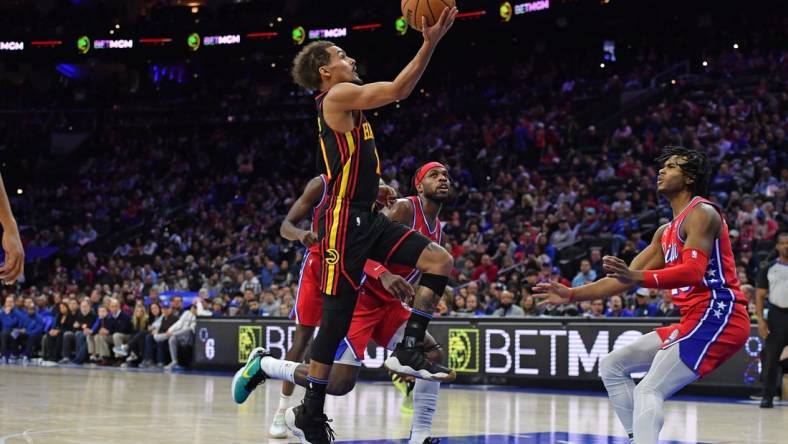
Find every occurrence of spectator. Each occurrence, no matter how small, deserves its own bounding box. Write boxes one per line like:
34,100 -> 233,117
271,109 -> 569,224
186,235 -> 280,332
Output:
113,304 -> 151,365
89,306 -> 113,364
571,260 -> 598,288
16,299 -> 45,362
240,270 -> 262,296
164,303 -> 197,371
605,294 -> 633,317
589,248 -> 604,277
493,291 -> 525,317
632,288 -> 659,317
550,219 -> 576,251
471,255 -> 499,284
0,296 -> 22,362
42,302 -> 75,365
657,290 -> 680,317
583,299 -> 606,319
457,294 -> 484,317
72,300 -> 97,365
260,291 -> 281,316
143,301 -> 179,368
520,294 -> 539,316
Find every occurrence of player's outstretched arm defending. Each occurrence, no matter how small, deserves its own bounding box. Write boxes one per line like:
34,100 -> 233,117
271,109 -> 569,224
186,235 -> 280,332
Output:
535,204 -> 720,304
0,174 -> 24,284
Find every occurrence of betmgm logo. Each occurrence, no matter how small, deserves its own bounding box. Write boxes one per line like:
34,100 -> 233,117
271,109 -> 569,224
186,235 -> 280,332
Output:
448,328 -> 479,373
238,326 -> 262,363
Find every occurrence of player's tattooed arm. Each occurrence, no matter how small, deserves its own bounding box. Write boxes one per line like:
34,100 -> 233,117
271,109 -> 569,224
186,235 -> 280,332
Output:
280,176 -> 324,247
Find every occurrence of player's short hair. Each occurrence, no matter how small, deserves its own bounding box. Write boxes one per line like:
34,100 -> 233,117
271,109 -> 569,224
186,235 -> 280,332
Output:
657,146 -> 712,197
291,40 -> 334,91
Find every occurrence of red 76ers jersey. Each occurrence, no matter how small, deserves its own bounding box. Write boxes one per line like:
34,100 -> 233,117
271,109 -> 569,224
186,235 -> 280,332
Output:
362,196 -> 442,302
659,196 -> 746,315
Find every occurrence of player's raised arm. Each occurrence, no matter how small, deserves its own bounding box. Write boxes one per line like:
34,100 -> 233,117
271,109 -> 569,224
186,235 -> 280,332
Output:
0,173 -> 24,284
324,7 -> 457,112
534,225 -> 667,304
280,176 -> 325,247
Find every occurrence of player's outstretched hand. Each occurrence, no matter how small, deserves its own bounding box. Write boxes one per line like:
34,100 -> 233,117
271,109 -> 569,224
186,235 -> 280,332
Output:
0,224 -> 24,285
422,6 -> 458,46
603,255 -> 642,285
533,281 -> 571,306
380,271 -> 415,301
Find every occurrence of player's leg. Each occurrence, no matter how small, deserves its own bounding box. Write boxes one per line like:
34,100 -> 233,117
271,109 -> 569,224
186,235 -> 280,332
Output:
632,344 -> 698,444
369,219 -> 453,380
375,302 -> 442,443
271,253 -> 322,437
408,333 -> 442,444
269,325 -> 315,438
598,331 -> 662,442
760,307 -> 788,407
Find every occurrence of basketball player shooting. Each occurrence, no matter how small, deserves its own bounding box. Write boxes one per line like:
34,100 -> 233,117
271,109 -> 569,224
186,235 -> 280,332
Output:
232,7 -> 458,444
255,162 -> 452,443
534,147 -> 750,444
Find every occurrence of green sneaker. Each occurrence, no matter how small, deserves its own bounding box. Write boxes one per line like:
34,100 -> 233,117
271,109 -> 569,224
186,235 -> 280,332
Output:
401,379 -> 415,414
231,347 -> 269,404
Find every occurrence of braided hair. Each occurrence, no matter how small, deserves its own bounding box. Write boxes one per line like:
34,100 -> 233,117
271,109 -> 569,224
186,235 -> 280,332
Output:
656,146 -> 712,197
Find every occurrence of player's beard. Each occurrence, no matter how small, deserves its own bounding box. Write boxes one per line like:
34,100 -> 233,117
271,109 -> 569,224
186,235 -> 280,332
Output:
424,189 -> 450,204
352,77 -> 363,85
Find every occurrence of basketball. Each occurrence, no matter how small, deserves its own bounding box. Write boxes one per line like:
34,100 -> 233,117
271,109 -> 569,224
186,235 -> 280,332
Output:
401,0 -> 456,31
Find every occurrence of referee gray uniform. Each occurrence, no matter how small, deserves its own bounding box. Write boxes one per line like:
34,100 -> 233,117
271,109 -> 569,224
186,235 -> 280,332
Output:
757,256 -> 788,407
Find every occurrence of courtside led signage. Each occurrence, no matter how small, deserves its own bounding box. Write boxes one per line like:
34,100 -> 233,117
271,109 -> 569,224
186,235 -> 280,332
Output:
308,27 -> 347,39
203,34 -> 241,46
94,39 -> 133,49
187,33 -> 200,51
0,41 -> 24,51
514,0 -> 550,15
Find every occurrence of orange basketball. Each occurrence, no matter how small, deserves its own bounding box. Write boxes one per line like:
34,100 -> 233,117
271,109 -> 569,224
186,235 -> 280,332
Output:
401,0 -> 456,32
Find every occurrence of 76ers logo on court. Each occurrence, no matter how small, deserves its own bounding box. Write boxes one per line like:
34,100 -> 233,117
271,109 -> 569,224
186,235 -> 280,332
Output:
324,249 -> 339,265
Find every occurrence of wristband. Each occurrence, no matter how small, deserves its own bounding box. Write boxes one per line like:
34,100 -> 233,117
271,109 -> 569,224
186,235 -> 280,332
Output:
567,287 -> 575,303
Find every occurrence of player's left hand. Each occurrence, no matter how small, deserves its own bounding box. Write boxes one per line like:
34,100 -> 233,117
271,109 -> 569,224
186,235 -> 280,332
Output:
379,271 -> 414,301
0,222 -> 24,285
422,6 -> 458,46
603,255 -> 643,285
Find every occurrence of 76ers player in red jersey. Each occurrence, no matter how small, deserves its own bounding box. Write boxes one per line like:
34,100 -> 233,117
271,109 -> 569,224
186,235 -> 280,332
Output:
535,147 -> 749,444
250,162 -> 451,443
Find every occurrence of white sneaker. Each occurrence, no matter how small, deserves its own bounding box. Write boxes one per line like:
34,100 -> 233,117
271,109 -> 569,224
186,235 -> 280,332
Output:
269,409 -> 288,439
126,352 -> 139,362
41,360 -> 58,367
164,362 -> 177,371
113,345 -> 128,357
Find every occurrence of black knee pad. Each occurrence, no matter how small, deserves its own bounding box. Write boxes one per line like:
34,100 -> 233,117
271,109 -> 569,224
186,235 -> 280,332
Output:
310,306 -> 354,365
418,273 -> 448,296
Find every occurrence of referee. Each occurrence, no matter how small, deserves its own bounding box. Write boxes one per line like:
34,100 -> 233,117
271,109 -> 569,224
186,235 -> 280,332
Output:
756,232 -> 788,408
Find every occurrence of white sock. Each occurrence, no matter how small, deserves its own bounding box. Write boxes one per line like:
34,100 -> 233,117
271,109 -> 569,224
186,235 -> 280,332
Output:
260,356 -> 297,384
409,380 -> 439,443
278,393 -> 291,412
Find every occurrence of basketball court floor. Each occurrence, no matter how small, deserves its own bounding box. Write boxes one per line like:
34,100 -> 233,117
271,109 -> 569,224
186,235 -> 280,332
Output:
0,365 -> 784,443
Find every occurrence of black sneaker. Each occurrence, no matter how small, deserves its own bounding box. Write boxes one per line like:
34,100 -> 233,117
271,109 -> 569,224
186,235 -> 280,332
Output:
423,439 -> 440,444
285,403 -> 336,444
760,397 -> 774,408
385,342 -> 456,382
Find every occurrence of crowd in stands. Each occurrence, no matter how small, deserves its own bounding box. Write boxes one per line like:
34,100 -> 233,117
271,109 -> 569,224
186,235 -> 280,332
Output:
0,7 -> 786,367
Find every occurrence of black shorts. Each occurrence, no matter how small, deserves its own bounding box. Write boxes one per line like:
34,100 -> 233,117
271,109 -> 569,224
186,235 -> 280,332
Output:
317,204 -> 431,305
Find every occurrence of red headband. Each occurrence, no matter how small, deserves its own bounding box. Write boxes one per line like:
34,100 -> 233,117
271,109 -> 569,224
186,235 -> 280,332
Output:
414,162 -> 447,187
